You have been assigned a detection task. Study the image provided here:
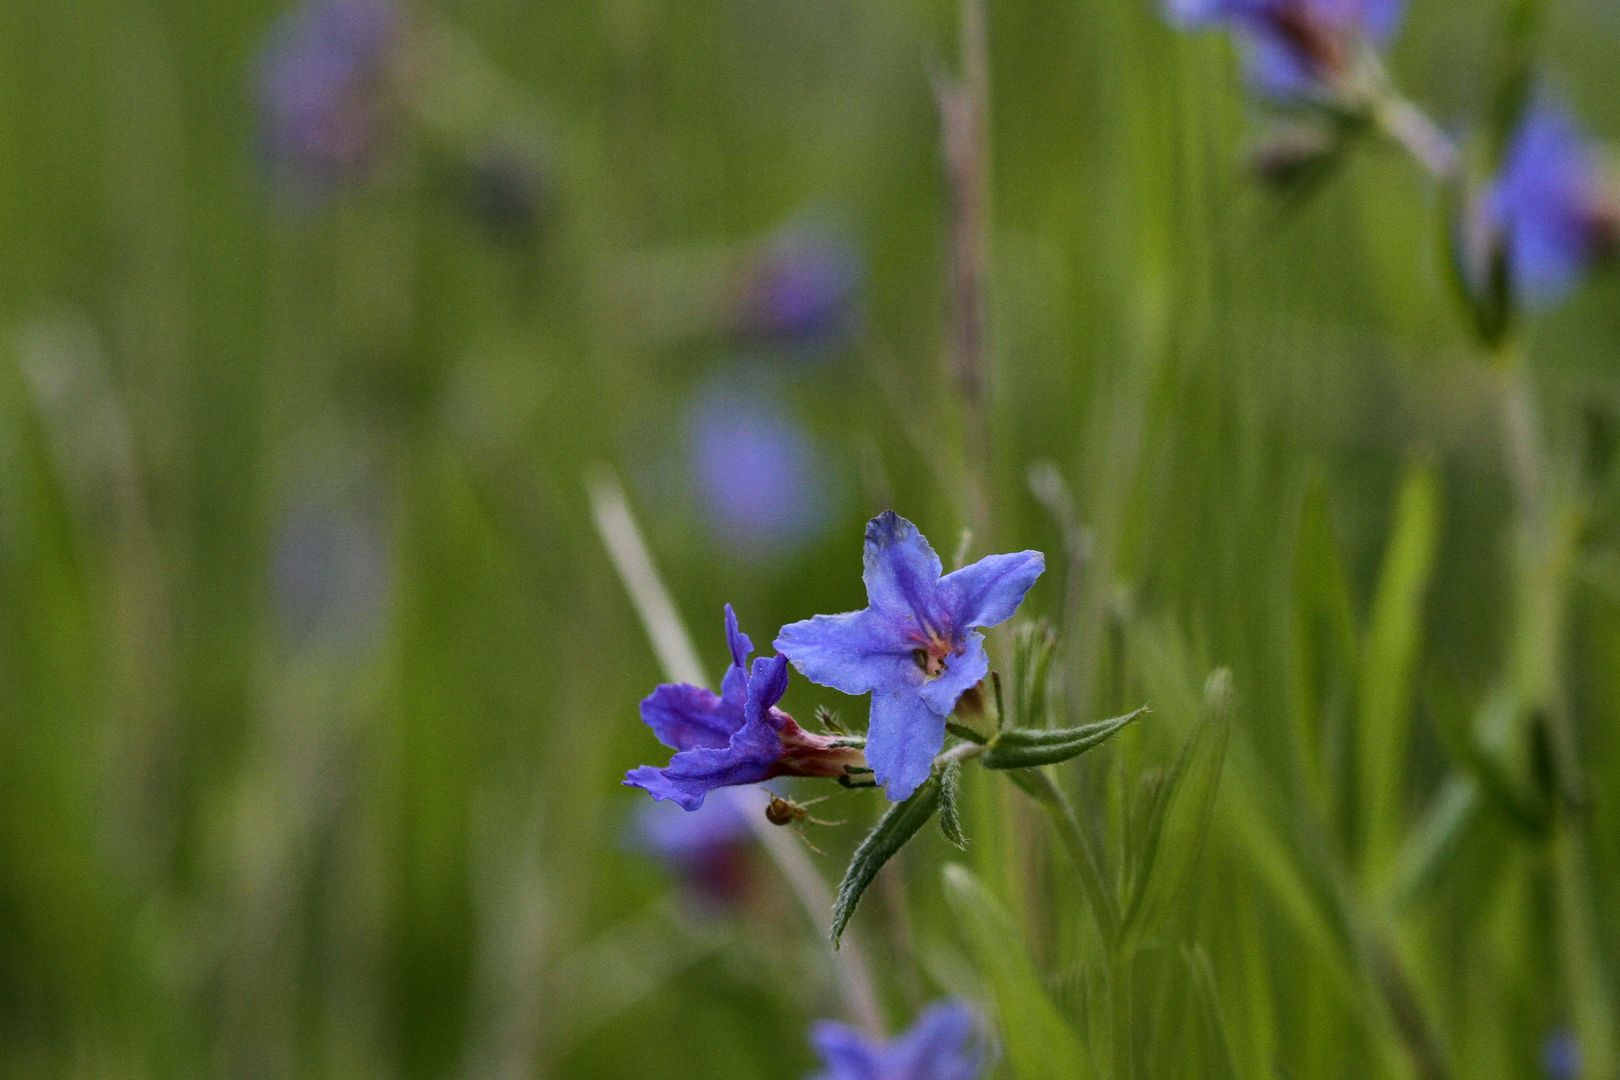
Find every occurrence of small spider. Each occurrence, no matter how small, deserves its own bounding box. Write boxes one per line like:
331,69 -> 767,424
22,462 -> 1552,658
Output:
763,792 -> 844,854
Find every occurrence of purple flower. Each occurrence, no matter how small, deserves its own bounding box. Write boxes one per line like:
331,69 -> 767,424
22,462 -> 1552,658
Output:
809,1000 -> 985,1080
1166,0 -> 1405,99
687,378 -> 834,555
255,0 -> 401,199
775,513 -> 1044,801
736,228 -> 864,350
1470,106 -> 1619,308
631,788 -> 757,908
626,606 -> 866,811
1542,1030 -> 1580,1080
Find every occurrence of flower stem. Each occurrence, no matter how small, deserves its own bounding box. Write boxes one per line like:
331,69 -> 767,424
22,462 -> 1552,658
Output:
938,0 -> 995,542
1014,767 -> 1120,951
1373,93 -> 1459,182
586,467 -> 887,1037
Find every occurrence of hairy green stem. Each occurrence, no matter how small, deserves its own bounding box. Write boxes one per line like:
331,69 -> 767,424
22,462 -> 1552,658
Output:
1015,767 -> 1121,951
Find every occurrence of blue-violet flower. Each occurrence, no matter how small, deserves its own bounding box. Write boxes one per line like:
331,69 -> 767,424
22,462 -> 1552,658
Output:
736,227 -> 864,350
1468,105 -> 1618,308
775,512 -> 1043,801
626,606 -> 865,810
809,1000 -> 985,1080
1166,0 -> 1406,100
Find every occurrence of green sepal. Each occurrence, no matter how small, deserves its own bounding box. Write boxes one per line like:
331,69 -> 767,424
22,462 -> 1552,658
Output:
982,707 -> 1147,770
938,762 -> 967,850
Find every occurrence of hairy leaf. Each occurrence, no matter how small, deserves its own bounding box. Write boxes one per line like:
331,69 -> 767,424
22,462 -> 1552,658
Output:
830,776 -> 940,946
982,708 -> 1147,770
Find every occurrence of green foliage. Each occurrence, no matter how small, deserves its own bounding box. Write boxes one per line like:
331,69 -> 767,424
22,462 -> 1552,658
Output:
831,776 -> 941,947
982,708 -> 1146,769
942,864 -> 1091,1080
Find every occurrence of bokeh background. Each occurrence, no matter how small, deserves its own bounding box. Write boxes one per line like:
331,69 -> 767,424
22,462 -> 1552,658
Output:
4,1 -> 1620,1077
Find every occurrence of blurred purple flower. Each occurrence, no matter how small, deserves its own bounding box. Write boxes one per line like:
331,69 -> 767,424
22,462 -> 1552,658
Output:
270,493 -> 391,649
809,1000 -> 985,1080
625,606 -> 866,810
686,378 -> 834,555
1470,105 -> 1619,308
255,0 -> 402,199
1166,0 -> 1405,99
1542,1030 -> 1580,1080
631,787 -> 757,908
775,512 -> 1043,801
736,228 -> 864,350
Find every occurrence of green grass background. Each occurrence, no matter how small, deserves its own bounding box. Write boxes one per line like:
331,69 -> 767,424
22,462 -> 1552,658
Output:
3,0 -> 1620,1076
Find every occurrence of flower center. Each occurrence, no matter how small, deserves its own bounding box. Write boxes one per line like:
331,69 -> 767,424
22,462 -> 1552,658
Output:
911,633 -> 953,679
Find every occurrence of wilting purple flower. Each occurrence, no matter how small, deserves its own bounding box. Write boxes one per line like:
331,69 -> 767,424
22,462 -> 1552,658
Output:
775,513 -> 1043,801
1166,0 -> 1405,99
687,378 -> 834,555
626,606 -> 866,810
736,228 -> 863,350
1542,1030 -> 1580,1080
1468,106 -> 1619,308
631,787 -> 756,907
255,0 -> 401,199
809,1000 -> 985,1080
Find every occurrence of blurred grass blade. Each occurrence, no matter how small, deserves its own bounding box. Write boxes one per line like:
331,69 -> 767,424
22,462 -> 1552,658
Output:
1388,774 -> 1481,910
938,761 -> 968,850
1185,946 -> 1239,1080
1291,475 -> 1359,809
1123,671 -> 1232,938
1357,461 -> 1441,885
831,776 -> 941,947
942,864 -> 1091,1079
983,708 -> 1146,770
1012,619 -> 1058,729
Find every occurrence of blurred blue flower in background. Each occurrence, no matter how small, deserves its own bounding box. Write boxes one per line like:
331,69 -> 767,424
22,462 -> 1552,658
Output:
1542,1030 -> 1580,1080
808,999 -> 984,1080
1471,105 -> 1618,308
735,227 -> 864,352
626,607 -> 866,810
631,787 -> 757,909
1166,0 -> 1406,99
776,512 -> 1043,801
270,488 -> 391,650
686,375 -> 836,556
256,0 -> 402,199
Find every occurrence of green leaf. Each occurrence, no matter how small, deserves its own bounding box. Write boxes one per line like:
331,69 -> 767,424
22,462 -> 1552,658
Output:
942,864 -> 1091,1080
1012,619 -> 1057,728
830,776 -> 940,946
938,761 -> 967,850
1357,461 -> 1441,885
1123,670 -> 1232,938
982,708 -> 1147,770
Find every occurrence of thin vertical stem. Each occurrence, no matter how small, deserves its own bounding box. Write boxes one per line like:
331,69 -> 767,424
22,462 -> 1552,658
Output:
1015,768 -> 1120,950
1493,358 -> 1616,1079
586,469 -> 887,1038
939,0 -> 994,542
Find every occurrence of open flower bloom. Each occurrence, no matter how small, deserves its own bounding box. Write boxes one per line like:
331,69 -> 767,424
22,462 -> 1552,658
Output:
775,513 -> 1043,801
1166,0 -> 1406,99
625,606 -> 866,811
1470,106 -> 1619,308
809,1000 -> 984,1080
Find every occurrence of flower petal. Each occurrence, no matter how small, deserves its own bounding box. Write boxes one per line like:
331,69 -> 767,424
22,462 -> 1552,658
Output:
917,631 -> 988,716
743,654 -> 791,727
623,713 -> 782,811
808,1021 -> 883,1080
719,604 -> 755,706
888,1000 -> 982,1080
639,682 -> 737,751
775,608 -> 919,697
939,550 -> 1045,630
866,689 -> 946,801
861,511 -> 946,628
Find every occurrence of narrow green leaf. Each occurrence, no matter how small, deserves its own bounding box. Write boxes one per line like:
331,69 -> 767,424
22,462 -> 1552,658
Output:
1012,619 -> 1057,728
942,864 -> 1091,1079
983,708 -> 1146,770
1357,462 -> 1441,885
830,777 -> 940,946
938,762 -> 967,850
1291,474 -> 1358,807
1123,671 -> 1232,938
